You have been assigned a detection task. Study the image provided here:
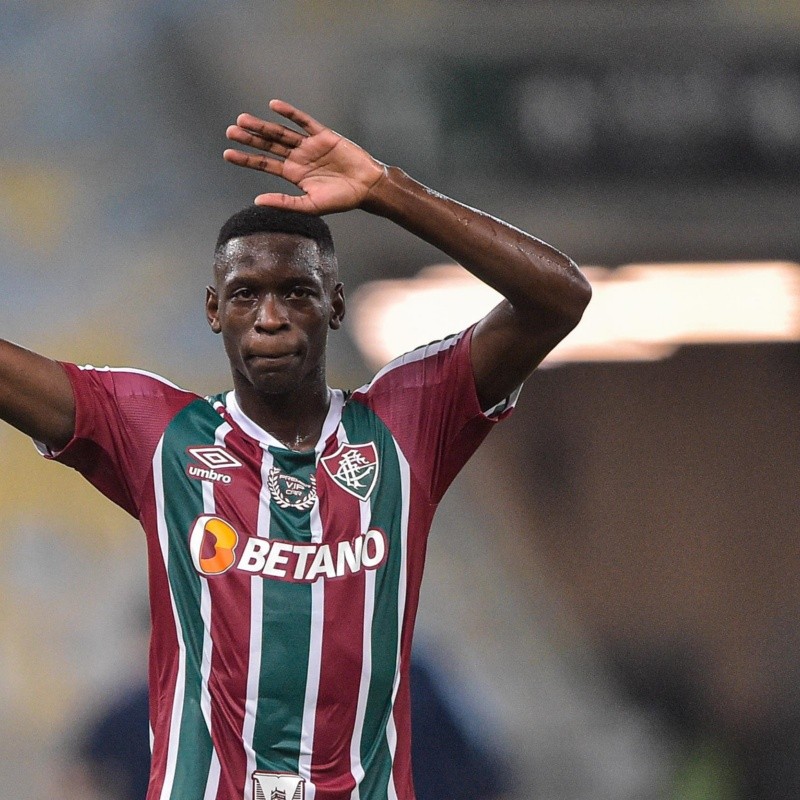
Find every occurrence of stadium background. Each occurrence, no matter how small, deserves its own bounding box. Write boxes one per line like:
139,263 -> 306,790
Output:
1,1 -> 800,798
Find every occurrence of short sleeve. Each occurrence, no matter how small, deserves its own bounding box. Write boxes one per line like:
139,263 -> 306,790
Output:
350,326 -> 520,503
38,364 -> 197,517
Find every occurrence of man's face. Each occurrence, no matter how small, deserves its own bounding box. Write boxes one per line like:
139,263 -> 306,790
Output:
206,232 -> 344,398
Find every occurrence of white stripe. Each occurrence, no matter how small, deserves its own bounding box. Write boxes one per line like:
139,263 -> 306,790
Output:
347,421 -> 375,800
296,426 -> 338,799
385,444 -> 411,800
356,327 -> 521,419
153,436 -> 186,800
198,422 -> 230,800
317,390 -> 345,459
241,448 -> 275,800
349,505 -> 375,800
357,331 -> 464,393
199,480 -> 216,738
482,383 -> 523,419
199,574 -> 221,799
297,493 -> 325,800
77,364 -> 190,392
241,573 -> 264,800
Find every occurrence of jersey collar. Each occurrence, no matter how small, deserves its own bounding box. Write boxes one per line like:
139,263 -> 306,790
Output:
225,389 -> 345,459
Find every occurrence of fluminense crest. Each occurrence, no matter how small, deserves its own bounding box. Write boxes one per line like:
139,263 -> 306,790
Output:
321,442 -> 379,501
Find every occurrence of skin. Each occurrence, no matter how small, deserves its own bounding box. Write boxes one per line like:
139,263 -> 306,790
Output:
0,98 -> 591,454
206,232 -> 345,450
222,100 -> 592,417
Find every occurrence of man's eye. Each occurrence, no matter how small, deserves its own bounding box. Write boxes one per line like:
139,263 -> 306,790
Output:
287,286 -> 312,299
231,288 -> 254,300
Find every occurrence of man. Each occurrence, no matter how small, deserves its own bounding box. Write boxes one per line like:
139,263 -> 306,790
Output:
0,99 -> 590,800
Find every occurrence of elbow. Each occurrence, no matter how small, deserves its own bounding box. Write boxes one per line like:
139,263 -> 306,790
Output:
559,262 -> 593,331
574,265 -> 593,312
508,257 -> 593,338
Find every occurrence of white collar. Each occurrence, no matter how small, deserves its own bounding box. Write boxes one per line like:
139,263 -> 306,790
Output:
225,389 -> 344,460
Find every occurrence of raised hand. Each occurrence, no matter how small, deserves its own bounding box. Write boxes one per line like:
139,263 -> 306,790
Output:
223,99 -> 386,215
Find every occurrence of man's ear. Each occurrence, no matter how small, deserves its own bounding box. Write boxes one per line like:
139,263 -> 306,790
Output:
329,282 -> 346,330
206,286 -> 221,334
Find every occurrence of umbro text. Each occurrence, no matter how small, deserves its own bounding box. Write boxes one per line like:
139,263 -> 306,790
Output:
186,464 -> 233,484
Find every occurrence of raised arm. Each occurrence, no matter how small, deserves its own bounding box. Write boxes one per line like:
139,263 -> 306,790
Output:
224,99 -> 591,409
0,341 -> 75,450
359,170 -> 591,408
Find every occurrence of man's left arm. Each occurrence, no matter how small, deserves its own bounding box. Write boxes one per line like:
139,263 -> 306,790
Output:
223,99 -> 591,410
359,167 -> 591,410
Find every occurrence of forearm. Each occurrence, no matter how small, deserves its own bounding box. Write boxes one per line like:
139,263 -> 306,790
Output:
361,166 -> 591,327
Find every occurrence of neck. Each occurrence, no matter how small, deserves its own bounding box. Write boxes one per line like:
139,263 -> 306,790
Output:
233,376 -> 332,452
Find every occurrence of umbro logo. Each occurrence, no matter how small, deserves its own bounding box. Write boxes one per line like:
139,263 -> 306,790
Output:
186,446 -> 242,485
187,446 -> 243,469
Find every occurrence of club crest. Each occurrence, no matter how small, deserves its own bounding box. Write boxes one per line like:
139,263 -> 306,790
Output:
267,468 -> 317,510
321,442 -> 379,501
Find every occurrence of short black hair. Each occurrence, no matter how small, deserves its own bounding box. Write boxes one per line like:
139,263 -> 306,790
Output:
215,205 -> 335,261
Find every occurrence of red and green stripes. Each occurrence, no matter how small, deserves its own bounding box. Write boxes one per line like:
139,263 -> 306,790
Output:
148,393 -> 419,800
153,399 -> 222,799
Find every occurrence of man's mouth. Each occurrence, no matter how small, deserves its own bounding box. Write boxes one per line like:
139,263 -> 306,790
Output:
246,350 -> 298,367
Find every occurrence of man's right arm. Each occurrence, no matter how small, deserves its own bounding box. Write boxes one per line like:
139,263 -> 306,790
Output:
0,340 -> 75,451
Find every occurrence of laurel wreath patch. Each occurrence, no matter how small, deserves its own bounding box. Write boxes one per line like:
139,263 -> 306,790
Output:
267,467 -> 317,510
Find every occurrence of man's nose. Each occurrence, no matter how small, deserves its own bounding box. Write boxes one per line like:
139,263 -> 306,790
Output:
255,295 -> 289,331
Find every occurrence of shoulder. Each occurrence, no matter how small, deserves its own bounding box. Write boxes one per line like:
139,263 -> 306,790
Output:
65,363 -> 198,402
61,363 -> 202,434
351,328 -> 471,401
69,363 -> 193,391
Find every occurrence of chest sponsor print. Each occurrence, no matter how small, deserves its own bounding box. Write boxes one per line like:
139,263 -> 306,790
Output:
188,514 -> 388,582
321,442 -> 379,501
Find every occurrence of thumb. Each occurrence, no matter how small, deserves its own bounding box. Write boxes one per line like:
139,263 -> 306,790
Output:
254,193 -> 319,214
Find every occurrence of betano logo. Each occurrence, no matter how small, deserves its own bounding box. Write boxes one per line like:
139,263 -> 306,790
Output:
188,515 -> 388,582
189,515 -> 239,575
186,446 -> 243,485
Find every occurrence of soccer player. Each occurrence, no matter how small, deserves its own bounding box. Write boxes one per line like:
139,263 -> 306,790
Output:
0,99 -> 591,800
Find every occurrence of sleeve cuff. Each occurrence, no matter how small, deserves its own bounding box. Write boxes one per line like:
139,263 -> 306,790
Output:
481,384 -> 523,420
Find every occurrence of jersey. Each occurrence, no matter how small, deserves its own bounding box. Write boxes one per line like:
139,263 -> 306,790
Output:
42,327 -> 517,800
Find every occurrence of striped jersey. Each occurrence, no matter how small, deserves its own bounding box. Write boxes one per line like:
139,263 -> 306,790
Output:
44,327 -> 517,800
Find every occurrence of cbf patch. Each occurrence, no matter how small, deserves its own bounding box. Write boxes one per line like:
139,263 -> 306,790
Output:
321,442 -> 379,500
252,771 -> 305,800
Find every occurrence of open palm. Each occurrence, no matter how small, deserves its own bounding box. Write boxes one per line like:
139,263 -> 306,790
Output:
224,99 -> 386,215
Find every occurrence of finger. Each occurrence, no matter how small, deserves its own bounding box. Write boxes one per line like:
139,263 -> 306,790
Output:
254,192 -> 319,214
235,113 -> 306,148
268,99 -> 326,136
225,125 -> 292,158
223,148 -> 285,177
